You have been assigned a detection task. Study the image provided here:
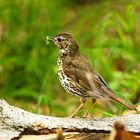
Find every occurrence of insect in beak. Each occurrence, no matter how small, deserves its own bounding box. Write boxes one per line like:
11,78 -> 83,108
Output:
46,36 -> 55,45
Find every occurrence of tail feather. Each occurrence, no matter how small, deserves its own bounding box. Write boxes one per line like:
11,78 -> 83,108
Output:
111,96 -> 137,110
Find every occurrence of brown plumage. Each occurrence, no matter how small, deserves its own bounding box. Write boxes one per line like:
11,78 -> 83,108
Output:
48,32 -> 136,117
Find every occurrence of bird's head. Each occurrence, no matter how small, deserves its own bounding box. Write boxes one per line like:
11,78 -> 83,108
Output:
48,32 -> 79,56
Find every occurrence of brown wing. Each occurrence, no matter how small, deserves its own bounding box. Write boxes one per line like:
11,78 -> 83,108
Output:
63,55 -> 111,96
63,55 -> 92,89
63,54 -> 120,98
62,54 -> 136,110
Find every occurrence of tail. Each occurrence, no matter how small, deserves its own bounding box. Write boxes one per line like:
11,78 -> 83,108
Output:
111,96 -> 137,110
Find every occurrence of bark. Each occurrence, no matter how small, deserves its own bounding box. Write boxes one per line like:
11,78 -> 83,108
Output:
0,99 -> 140,140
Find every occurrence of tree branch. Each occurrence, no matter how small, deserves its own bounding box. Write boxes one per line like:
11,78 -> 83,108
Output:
0,99 -> 140,140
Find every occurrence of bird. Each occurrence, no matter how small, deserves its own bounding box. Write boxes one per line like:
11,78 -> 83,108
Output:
47,32 -> 137,117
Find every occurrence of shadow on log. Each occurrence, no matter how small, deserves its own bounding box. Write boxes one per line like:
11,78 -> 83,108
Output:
0,99 -> 140,140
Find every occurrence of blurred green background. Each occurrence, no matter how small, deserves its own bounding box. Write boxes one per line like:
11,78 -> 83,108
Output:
0,0 -> 140,117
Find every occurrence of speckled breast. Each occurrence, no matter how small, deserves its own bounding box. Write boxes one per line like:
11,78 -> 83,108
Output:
57,58 -> 81,97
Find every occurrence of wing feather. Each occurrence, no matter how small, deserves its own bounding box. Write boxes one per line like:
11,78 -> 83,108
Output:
63,55 -> 112,98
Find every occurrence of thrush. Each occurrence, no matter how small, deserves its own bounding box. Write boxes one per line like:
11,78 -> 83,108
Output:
47,32 -> 136,117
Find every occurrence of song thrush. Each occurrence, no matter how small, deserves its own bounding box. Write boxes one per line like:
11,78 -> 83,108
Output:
47,32 -> 136,117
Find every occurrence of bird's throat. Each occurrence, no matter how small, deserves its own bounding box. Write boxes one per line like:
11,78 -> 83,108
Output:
59,49 -> 66,56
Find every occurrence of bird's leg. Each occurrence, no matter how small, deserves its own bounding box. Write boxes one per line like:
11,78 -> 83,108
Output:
69,98 -> 88,118
83,98 -> 96,118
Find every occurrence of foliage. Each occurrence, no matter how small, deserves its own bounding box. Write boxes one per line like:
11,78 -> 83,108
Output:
0,0 -> 140,117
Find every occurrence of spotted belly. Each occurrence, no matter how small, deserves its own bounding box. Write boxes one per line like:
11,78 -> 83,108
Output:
58,70 -> 88,97
57,57 -> 88,97
58,70 -> 75,95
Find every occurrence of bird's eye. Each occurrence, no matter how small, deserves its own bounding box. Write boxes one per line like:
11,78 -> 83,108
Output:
57,37 -> 62,42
